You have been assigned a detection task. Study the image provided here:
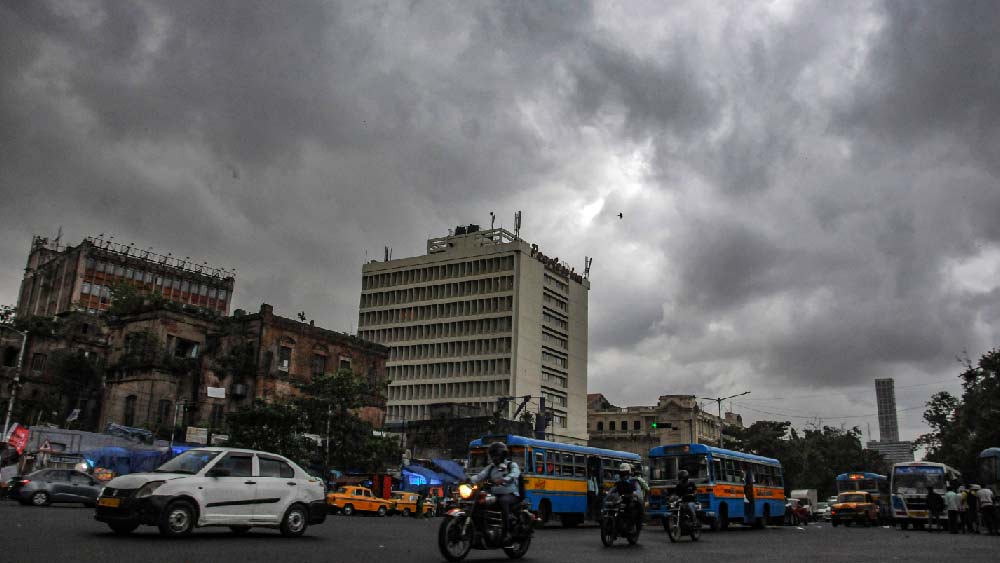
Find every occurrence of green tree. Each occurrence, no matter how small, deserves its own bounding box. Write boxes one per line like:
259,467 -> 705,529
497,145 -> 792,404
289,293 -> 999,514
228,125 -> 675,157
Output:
916,348 -> 1000,477
225,401 -> 314,468
47,349 -> 104,426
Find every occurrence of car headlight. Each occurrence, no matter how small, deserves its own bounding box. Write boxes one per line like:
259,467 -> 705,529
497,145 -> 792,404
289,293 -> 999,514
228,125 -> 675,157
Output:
135,481 -> 165,498
459,484 -> 474,499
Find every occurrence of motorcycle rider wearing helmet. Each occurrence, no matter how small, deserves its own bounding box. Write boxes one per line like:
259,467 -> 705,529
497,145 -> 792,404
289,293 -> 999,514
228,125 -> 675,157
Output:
671,469 -> 698,524
614,463 -> 641,523
471,442 -> 521,543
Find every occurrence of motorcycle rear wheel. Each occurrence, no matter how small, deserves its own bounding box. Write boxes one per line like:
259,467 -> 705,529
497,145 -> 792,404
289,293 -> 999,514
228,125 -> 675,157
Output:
626,524 -> 641,545
689,517 -> 701,541
438,516 -> 472,562
667,514 -> 681,543
503,535 -> 531,559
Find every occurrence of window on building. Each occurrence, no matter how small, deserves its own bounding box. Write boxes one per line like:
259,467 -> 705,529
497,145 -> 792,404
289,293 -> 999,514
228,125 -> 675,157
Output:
311,354 -> 327,377
96,261 -> 106,273
124,395 -> 137,426
621,420 -> 627,431
125,268 -> 134,280
199,284 -> 208,296
634,420 -> 641,431
172,338 -> 200,359
114,265 -> 125,277
218,289 -> 227,300
208,288 -> 217,299
172,278 -> 181,290
209,404 -> 224,429
181,280 -> 190,293
30,353 -> 46,372
144,271 -> 153,283
278,346 -> 292,371
85,257 -> 96,270
81,282 -> 91,295
157,400 -> 172,425
339,356 -> 351,371
596,421 -> 604,432
2,347 -> 18,367
609,421 -> 616,431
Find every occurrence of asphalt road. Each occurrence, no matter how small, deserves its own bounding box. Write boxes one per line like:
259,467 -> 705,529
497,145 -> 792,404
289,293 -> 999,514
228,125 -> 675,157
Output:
2,500 -> 997,563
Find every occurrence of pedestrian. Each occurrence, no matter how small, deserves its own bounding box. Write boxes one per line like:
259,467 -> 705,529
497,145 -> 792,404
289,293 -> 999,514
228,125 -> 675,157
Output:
958,486 -> 970,534
976,485 -> 996,535
416,491 -> 425,518
966,485 -> 980,533
945,487 -> 961,534
586,470 -> 599,521
927,487 -> 944,532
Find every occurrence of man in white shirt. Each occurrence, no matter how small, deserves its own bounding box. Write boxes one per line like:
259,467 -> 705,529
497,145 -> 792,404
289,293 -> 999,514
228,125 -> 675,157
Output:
944,488 -> 962,534
976,485 -> 995,535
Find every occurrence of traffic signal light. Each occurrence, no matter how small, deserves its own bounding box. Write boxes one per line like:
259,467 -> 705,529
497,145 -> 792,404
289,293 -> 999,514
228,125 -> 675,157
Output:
651,421 -> 672,429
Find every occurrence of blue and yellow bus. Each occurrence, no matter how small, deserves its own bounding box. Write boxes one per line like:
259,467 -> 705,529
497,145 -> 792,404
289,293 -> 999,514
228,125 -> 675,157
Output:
978,447 -> 1000,497
647,444 -> 785,530
467,434 -> 641,526
835,472 -> 890,522
890,461 -> 961,529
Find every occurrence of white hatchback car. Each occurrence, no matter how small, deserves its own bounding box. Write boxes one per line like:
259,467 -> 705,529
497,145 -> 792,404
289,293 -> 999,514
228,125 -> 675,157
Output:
94,447 -> 327,537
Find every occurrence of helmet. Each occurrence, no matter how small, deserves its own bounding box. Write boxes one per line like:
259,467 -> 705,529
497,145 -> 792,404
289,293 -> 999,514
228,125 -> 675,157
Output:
488,442 -> 508,464
678,469 -> 689,480
619,463 -> 632,474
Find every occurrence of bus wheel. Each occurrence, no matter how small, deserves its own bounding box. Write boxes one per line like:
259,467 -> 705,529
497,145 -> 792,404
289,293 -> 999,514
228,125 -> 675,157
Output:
535,501 -> 551,527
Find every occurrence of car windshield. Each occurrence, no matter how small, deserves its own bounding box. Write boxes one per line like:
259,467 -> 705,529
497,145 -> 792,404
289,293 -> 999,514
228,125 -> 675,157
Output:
336,487 -> 348,494
154,450 -> 221,474
839,493 -> 866,503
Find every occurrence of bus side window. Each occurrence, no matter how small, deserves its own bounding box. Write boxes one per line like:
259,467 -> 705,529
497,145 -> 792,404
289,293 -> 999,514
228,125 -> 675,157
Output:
712,459 -> 722,483
724,459 -> 736,483
535,451 -> 545,474
561,453 -> 574,476
574,455 -> 587,477
547,451 -> 559,475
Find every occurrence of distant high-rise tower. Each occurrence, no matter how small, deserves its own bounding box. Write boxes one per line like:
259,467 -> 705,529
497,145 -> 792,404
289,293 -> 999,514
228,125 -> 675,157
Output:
875,378 -> 899,442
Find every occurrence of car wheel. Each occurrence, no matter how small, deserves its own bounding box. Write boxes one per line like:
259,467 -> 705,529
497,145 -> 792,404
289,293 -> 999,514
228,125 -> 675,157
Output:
230,526 -> 252,535
31,492 -> 50,506
342,504 -> 355,516
109,521 -> 139,535
280,504 -> 309,537
377,505 -> 387,517
158,500 -> 196,537
403,508 -> 411,517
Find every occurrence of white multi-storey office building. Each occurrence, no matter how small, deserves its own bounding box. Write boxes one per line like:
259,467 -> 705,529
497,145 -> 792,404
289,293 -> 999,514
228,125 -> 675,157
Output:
358,226 -> 589,442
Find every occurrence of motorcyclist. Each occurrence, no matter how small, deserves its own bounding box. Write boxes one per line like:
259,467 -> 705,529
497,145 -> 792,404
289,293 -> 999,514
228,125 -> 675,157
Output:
614,463 -> 641,524
471,442 -> 521,544
671,469 -> 698,525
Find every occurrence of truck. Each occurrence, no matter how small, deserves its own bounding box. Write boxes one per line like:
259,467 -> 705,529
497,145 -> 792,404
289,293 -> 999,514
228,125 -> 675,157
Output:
789,489 -> 818,519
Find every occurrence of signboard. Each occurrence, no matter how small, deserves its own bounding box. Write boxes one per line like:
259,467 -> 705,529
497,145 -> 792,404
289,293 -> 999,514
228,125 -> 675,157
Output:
186,426 -> 208,444
7,424 -> 30,454
210,434 -> 229,445
206,386 -> 226,399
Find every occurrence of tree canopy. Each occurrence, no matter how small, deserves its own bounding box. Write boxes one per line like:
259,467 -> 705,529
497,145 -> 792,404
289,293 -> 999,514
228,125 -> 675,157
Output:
725,421 -> 889,499
916,348 -> 1000,478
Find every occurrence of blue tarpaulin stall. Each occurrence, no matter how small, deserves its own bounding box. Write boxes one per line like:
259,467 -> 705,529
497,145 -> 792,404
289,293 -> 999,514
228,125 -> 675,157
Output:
83,447 -> 172,476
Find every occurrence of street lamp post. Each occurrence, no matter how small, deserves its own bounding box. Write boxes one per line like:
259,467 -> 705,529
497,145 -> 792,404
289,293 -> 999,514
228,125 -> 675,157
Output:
1,326 -> 28,441
698,391 -> 750,449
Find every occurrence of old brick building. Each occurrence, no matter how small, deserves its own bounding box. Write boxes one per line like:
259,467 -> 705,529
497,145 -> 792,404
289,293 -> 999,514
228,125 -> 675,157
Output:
587,393 -> 742,464
16,235 -> 235,318
2,303 -> 389,440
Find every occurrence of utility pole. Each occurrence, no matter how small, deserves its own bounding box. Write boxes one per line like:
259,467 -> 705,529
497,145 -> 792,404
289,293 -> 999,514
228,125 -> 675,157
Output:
169,400 -> 190,449
698,391 -> 750,449
1,327 -> 28,441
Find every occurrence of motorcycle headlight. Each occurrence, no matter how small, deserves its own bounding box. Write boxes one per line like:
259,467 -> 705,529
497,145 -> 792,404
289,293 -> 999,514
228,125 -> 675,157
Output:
459,484 -> 474,499
135,481 -> 165,498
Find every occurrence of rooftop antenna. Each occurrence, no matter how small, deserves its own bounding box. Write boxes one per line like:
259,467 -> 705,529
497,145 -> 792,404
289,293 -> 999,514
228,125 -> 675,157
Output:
54,226 -> 63,247
490,211 -> 496,230
384,246 -> 389,262
584,256 -> 593,279
514,210 -> 522,240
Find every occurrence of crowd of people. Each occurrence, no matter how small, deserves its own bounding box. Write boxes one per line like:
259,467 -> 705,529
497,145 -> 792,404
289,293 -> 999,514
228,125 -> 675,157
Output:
926,484 -> 996,535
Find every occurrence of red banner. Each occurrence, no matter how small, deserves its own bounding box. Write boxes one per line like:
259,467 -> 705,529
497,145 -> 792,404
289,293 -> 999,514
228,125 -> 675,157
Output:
7,424 -> 30,455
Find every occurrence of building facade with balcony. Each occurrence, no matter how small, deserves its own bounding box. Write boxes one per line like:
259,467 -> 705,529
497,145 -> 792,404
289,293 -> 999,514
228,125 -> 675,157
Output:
359,225 -> 590,442
587,394 -> 740,463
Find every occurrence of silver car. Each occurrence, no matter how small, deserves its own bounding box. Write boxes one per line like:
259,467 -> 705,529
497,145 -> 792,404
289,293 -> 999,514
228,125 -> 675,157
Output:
15,469 -> 103,507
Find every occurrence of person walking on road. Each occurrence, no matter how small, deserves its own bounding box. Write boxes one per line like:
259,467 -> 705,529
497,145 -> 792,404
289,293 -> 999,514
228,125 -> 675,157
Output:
975,485 -> 995,535
945,487 -> 962,534
966,485 -> 980,533
927,487 -> 944,532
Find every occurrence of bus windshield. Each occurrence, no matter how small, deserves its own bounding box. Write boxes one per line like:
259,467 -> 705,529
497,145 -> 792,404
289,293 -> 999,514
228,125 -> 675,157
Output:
650,454 -> 709,483
979,456 -> 998,487
892,466 -> 944,494
838,478 -> 878,492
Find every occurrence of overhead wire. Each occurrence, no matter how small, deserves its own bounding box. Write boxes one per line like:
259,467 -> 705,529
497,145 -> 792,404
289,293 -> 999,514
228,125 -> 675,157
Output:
733,401 -> 927,421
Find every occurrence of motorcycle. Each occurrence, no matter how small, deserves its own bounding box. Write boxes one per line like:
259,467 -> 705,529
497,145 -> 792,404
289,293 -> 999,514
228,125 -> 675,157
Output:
664,495 -> 702,542
438,483 -> 534,562
599,492 -> 641,546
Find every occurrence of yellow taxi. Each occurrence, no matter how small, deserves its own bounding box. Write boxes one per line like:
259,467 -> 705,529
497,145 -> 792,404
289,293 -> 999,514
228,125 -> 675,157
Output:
830,491 -> 879,527
390,491 -> 436,517
326,485 -> 392,516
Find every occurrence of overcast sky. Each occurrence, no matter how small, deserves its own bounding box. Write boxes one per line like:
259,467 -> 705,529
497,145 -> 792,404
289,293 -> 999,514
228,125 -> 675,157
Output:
3,0 -> 998,445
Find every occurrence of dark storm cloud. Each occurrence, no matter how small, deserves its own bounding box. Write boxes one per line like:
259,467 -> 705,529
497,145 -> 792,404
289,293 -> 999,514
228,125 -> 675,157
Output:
3,0 -> 1000,440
